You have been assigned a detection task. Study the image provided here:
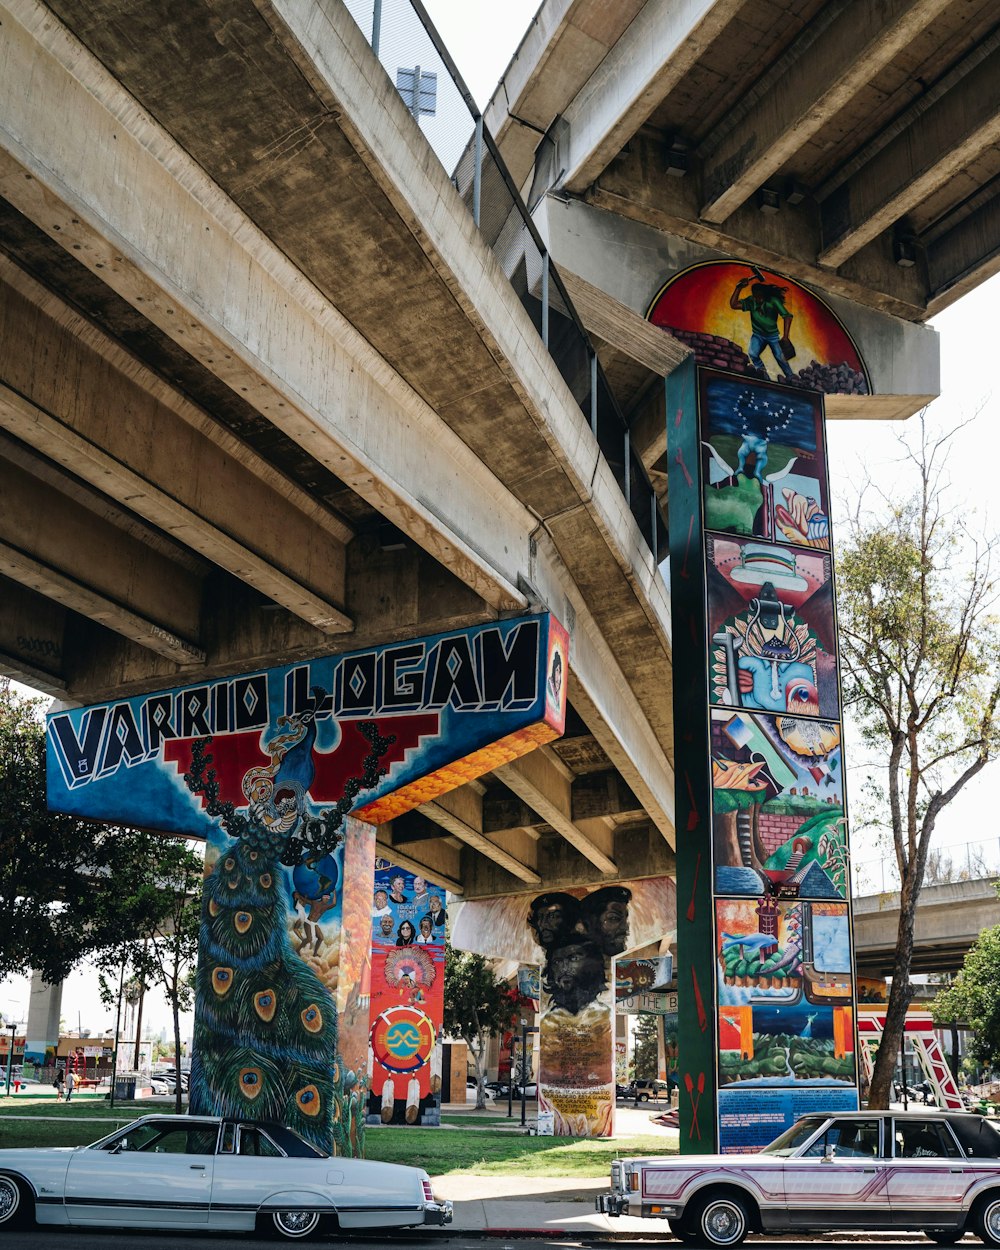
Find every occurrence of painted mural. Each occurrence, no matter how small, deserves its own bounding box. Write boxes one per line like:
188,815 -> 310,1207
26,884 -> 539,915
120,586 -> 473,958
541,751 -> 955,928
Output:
450,877 -> 675,1137
712,709 -> 846,898
367,860 -> 446,1126
700,373 -> 830,548
529,886 -> 631,1138
46,615 -> 568,1156
648,260 -> 871,397
663,261 -> 863,1154
707,534 -> 838,718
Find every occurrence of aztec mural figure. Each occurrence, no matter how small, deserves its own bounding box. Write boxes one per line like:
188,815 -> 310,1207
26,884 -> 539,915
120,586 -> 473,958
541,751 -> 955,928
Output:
46,616 -> 569,1157
657,260 -> 864,1155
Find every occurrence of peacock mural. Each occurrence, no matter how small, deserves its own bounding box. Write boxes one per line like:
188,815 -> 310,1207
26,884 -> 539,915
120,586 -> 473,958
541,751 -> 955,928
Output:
183,691 -> 396,1156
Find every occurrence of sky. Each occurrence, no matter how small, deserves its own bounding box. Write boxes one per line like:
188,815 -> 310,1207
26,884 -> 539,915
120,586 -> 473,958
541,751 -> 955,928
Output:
4,0 -> 998,1034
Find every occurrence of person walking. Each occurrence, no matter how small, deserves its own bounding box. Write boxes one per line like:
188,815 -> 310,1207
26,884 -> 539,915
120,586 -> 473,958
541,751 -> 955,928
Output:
65,1069 -> 75,1103
53,1070 -> 64,1101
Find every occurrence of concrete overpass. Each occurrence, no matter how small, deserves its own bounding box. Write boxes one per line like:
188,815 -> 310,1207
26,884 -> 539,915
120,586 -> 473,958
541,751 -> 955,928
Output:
2,0 -> 999,906
853,878 -> 1000,977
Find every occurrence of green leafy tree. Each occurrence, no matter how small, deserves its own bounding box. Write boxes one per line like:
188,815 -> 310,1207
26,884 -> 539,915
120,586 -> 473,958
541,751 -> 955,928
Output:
0,679 -> 183,984
837,417 -> 1000,1107
932,921 -> 1000,1072
633,1012 -> 659,1082
97,840 -> 202,1112
443,950 -> 514,1109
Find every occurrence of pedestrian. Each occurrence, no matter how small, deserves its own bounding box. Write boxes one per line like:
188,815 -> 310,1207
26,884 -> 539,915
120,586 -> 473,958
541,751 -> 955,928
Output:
65,1069 -> 75,1102
53,1070 -> 64,1101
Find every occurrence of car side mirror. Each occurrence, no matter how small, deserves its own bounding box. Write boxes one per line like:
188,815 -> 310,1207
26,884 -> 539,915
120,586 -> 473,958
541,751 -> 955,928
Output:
823,1144 -> 836,1162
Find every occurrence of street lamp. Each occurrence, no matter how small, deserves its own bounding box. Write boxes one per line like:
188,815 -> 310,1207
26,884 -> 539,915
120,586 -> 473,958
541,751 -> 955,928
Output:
520,1022 -> 538,1128
1,1014 -> 21,1097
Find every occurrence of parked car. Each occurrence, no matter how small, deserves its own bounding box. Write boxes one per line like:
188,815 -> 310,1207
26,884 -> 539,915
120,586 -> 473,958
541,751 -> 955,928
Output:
465,1080 -> 494,1102
621,1079 -> 668,1102
597,1109 -> 1000,1247
0,1114 -> 452,1239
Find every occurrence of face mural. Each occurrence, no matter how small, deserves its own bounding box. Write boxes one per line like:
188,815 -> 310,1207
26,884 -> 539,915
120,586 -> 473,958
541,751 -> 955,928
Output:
660,259 -> 864,1154
46,615 -> 568,1156
527,886 -> 632,1138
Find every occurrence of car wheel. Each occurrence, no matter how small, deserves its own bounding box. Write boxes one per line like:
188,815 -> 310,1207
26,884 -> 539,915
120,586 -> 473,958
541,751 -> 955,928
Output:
977,1195 -> 1000,1248
271,1210 -> 320,1239
690,1192 -> 749,1248
0,1176 -> 28,1229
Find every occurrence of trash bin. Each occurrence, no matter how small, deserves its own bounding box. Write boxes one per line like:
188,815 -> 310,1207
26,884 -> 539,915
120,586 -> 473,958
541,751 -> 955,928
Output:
114,1074 -> 137,1100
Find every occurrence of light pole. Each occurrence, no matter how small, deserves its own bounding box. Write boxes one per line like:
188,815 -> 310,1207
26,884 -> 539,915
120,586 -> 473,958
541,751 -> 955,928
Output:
2,1016 -> 20,1096
520,1022 -> 538,1127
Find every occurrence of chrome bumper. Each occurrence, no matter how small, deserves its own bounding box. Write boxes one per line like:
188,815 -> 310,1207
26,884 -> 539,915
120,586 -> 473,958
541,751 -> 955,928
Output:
424,1199 -> 453,1225
596,1192 -> 629,1216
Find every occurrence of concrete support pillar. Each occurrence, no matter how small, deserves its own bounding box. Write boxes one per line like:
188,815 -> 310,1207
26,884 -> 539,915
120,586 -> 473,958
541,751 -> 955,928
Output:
25,970 -> 61,1065
190,817 -> 374,1158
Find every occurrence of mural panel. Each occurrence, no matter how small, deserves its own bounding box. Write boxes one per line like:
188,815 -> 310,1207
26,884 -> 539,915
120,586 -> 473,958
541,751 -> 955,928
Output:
648,260 -> 871,397
712,709 -> 846,898
663,269 -> 864,1155
46,615 -> 568,1156
367,860 -> 447,1126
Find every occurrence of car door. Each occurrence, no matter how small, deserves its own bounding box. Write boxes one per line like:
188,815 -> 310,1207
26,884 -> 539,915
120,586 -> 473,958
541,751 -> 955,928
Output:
64,1120 -> 216,1226
781,1117 -> 893,1229
209,1124 -> 299,1231
884,1118 -> 967,1229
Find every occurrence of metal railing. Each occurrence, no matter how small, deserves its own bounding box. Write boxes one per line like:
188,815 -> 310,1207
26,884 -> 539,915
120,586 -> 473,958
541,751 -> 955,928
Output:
342,0 -> 667,562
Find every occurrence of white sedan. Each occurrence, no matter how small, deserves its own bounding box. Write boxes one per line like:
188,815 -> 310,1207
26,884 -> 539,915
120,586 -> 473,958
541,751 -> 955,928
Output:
0,1114 -> 452,1239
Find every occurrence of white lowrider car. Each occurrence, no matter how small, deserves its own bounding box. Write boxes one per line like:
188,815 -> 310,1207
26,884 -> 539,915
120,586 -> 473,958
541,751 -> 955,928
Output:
598,1110 -> 1000,1247
0,1115 -> 452,1239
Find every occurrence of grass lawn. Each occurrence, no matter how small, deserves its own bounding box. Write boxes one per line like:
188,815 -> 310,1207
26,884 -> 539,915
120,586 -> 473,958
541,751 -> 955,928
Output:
0,1098 -> 675,1175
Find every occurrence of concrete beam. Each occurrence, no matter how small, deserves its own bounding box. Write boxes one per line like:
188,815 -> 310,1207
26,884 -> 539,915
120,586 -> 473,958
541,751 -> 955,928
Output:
0,262 -> 350,634
926,189 -> 1000,316
571,770 -> 644,822
0,453 -> 205,664
819,43 -> 1000,268
699,0 -> 951,224
420,790 -> 542,886
0,541 -> 203,667
0,576 -> 69,693
494,747 -> 618,875
559,0 -> 750,195
0,0 -> 528,614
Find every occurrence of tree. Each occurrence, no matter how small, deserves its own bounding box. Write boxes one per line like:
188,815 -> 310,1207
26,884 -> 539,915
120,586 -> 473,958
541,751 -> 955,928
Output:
0,679 -> 184,984
837,416 -> 1000,1107
97,840 -> 202,1112
932,921 -> 1000,1073
633,1013 -> 659,1081
443,950 -> 514,1109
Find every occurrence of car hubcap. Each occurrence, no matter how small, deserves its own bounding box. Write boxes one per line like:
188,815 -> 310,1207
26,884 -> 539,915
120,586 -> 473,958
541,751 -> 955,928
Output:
0,1180 -> 18,1222
987,1202 -> 1000,1238
705,1202 -> 742,1244
275,1210 -> 318,1236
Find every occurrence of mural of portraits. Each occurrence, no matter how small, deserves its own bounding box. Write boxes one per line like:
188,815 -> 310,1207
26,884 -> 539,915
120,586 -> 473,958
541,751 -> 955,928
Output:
711,709 -> 846,899
527,885 -> 632,1014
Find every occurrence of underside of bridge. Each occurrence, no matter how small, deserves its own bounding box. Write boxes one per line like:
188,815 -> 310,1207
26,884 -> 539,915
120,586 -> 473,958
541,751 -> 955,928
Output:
5,0 -> 1000,900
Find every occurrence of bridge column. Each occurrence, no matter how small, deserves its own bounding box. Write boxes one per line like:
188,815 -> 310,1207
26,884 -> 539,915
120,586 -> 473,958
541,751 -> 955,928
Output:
24,969 -> 61,1066
663,260 -> 861,1152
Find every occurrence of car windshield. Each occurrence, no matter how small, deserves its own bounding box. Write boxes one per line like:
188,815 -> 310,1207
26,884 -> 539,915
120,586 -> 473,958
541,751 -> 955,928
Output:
760,1116 -> 825,1156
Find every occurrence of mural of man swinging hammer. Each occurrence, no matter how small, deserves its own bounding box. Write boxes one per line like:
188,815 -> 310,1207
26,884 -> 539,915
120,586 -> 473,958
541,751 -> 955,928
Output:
729,265 -> 795,381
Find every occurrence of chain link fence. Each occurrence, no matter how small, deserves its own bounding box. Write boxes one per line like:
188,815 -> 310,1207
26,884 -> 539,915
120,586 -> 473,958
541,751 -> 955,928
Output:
342,0 -> 666,561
